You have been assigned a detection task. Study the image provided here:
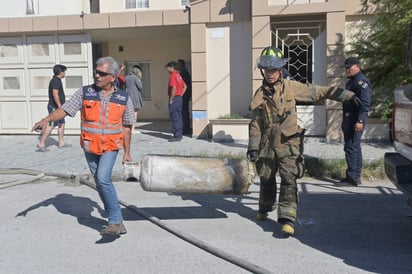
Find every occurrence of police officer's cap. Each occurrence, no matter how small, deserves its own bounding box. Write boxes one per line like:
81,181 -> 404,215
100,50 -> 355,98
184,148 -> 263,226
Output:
342,57 -> 360,69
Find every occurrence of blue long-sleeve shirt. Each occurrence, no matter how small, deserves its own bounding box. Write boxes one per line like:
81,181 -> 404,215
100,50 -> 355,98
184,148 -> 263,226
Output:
342,71 -> 371,123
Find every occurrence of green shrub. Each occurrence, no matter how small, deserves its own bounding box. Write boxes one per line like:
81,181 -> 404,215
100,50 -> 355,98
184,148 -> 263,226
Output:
305,157 -> 386,180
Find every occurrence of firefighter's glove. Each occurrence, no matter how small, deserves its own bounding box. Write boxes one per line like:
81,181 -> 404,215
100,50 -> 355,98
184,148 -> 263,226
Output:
247,150 -> 259,162
349,96 -> 362,109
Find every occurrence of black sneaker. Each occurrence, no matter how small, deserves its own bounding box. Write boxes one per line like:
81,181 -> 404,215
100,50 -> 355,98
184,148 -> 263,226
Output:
168,137 -> 182,142
339,177 -> 352,184
339,177 -> 360,186
353,178 -> 362,186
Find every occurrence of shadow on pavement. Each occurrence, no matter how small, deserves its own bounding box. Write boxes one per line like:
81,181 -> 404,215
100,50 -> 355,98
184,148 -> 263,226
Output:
166,184 -> 285,237
296,181 -> 412,273
15,193 -> 107,233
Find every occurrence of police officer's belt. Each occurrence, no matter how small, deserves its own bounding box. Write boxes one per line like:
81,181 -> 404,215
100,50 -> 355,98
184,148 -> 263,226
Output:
344,112 -> 356,117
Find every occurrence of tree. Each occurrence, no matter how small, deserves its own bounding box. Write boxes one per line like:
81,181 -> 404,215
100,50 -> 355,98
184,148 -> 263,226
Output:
348,0 -> 412,119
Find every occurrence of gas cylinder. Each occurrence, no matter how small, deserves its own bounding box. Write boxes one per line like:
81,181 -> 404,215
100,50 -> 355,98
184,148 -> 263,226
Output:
139,154 -> 255,194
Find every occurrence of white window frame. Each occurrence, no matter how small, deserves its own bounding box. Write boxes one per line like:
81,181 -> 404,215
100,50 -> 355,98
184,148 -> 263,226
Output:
58,35 -> 88,63
0,69 -> 25,97
27,36 -> 56,64
0,37 -> 24,65
125,0 -> 149,9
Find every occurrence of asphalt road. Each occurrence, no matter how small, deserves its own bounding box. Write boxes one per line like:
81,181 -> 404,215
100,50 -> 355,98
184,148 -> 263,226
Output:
0,121 -> 409,274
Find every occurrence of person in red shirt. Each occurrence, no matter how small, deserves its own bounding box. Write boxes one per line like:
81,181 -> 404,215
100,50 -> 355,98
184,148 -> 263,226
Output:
165,61 -> 187,142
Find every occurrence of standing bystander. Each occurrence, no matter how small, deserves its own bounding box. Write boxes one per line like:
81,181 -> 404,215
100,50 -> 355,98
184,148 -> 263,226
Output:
165,61 -> 187,142
125,65 -> 144,133
339,57 -> 371,186
32,56 -> 135,236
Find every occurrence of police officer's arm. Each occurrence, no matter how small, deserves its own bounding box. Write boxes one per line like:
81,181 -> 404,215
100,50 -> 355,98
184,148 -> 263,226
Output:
357,82 -> 371,124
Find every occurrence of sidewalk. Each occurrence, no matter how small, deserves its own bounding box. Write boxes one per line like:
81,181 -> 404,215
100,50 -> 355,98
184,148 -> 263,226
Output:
0,120 -> 394,176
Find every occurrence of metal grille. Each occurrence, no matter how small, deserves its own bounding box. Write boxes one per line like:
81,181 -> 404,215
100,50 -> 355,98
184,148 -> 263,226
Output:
271,22 -> 324,84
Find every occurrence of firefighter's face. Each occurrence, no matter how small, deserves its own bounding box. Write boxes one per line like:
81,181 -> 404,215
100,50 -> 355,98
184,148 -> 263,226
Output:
264,68 -> 281,84
94,63 -> 116,89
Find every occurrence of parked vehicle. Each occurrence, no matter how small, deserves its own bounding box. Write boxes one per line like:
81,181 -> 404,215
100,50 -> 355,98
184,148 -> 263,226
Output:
384,20 -> 412,204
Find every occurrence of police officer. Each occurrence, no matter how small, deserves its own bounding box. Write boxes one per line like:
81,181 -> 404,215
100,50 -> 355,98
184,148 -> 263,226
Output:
340,57 -> 371,186
247,47 -> 361,236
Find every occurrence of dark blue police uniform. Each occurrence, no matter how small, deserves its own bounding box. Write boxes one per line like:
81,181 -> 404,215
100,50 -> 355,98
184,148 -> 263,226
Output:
342,70 -> 371,184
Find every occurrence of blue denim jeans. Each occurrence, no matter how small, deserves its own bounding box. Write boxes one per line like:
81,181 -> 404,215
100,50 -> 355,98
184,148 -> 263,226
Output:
84,151 -> 122,224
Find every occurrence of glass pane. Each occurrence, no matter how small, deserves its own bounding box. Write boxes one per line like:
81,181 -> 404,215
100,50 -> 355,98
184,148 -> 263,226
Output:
125,62 -> 151,100
31,43 -> 50,56
137,0 -> 149,8
66,76 -> 83,89
0,45 -> 18,57
3,76 -> 20,89
64,42 -> 82,55
33,76 -> 50,89
125,0 -> 136,9
181,0 -> 190,6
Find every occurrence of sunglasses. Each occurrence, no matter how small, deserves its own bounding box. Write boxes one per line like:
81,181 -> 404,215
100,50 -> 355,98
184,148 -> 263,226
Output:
94,70 -> 112,77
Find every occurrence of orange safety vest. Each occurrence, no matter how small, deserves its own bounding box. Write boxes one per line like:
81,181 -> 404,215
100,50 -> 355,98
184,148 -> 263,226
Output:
80,85 -> 128,155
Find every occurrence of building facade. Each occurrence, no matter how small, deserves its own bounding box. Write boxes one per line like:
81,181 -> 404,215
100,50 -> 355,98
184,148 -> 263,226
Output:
0,0 -> 370,140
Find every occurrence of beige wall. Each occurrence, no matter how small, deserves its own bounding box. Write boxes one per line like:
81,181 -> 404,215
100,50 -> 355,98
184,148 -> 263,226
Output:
108,36 -> 191,120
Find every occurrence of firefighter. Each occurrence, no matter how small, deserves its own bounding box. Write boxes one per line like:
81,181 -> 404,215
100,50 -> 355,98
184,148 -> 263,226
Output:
247,47 -> 361,236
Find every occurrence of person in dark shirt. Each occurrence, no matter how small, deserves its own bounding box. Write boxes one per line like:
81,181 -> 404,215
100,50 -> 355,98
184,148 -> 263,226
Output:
36,64 -> 71,151
177,59 -> 192,135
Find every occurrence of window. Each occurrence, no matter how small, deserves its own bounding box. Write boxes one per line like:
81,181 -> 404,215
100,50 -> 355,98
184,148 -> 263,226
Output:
3,77 -> 20,90
0,45 -> 18,58
33,76 -> 49,90
31,43 -> 50,57
181,0 -> 190,6
124,61 -> 151,100
66,76 -> 83,89
125,0 -> 149,9
64,42 -> 82,55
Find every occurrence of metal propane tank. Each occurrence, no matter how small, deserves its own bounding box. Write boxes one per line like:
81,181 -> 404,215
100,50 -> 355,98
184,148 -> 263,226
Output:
139,154 -> 255,194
